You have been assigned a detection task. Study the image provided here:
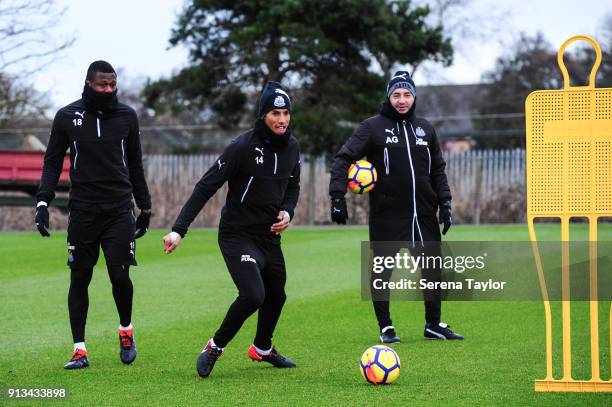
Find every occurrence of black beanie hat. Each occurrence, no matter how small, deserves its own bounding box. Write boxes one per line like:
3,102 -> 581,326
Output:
386,71 -> 416,98
86,60 -> 116,81
258,81 -> 291,117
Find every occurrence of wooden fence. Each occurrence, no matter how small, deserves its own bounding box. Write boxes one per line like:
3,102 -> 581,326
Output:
0,149 -> 527,230
444,149 -> 526,224
144,148 -> 526,228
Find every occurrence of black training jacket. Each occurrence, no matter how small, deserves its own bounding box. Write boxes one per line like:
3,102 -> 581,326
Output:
329,108 -> 450,220
36,99 -> 151,211
172,129 -> 300,237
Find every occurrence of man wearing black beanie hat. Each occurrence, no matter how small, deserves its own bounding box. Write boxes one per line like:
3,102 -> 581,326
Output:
329,71 -> 463,343
36,60 -> 152,369
163,81 -> 301,378
258,81 -> 292,118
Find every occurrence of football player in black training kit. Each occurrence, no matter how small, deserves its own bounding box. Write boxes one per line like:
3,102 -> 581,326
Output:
36,61 -> 152,369
163,82 -> 300,378
329,71 -> 463,343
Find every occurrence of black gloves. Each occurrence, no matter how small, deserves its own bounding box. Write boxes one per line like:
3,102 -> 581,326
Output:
438,200 -> 452,235
35,205 -> 50,237
134,209 -> 152,239
331,196 -> 348,224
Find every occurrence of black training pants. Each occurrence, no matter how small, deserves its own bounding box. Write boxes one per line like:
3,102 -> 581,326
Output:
369,215 -> 442,329
67,209 -> 137,342
213,229 -> 287,350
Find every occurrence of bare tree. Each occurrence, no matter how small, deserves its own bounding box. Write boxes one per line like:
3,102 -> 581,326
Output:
0,72 -> 49,126
409,0 -> 513,80
598,12 -> 612,78
0,0 -> 74,127
600,12 -> 612,45
0,0 -> 74,75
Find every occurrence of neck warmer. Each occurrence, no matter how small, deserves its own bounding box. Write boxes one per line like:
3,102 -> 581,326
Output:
379,98 -> 416,122
254,118 -> 291,149
82,85 -> 119,112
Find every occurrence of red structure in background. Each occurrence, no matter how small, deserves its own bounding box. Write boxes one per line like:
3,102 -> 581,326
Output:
0,151 -> 70,207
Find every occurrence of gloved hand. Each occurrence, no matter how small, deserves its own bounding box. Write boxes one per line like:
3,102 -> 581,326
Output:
438,200 -> 452,235
134,209 -> 152,239
35,203 -> 50,237
330,197 -> 348,224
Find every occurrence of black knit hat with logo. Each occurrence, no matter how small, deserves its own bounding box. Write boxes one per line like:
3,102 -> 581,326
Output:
386,71 -> 416,98
258,81 -> 292,117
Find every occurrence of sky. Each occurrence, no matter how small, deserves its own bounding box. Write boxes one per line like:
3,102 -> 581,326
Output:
12,0 -> 612,110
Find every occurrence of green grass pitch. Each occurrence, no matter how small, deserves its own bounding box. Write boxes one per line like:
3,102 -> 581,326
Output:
1,225 -> 611,405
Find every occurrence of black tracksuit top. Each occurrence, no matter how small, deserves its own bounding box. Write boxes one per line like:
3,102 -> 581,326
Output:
329,113 -> 451,219
36,99 -> 151,211
172,129 -> 301,237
